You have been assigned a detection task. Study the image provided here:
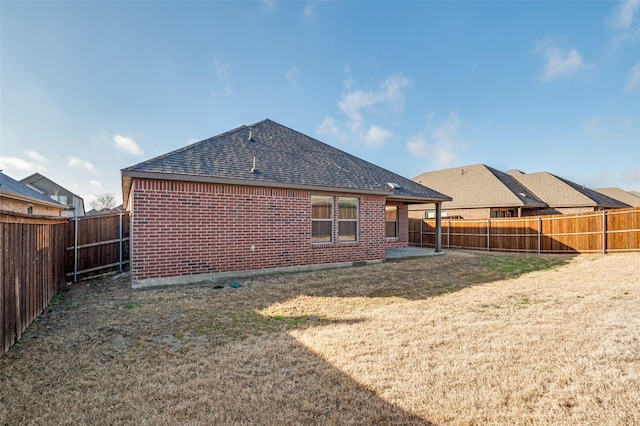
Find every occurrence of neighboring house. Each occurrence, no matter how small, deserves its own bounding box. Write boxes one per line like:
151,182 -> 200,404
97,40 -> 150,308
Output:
593,188 -> 640,208
0,172 -> 65,216
506,170 -> 629,215
410,164 -> 547,219
86,205 -> 125,216
122,119 -> 451,288
20,173 -> 86,217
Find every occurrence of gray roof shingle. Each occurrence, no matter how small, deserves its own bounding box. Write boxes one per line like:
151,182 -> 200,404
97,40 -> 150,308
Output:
122,119 -> 450,204
0,172 -> 65,207
507,170 -> 630,209
412,164 -> 547,209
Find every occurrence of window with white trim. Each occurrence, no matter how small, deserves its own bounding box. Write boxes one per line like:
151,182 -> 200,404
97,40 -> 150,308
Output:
385,205 -> 398,238
338,197 -> 358,242
311,195 -> 333,243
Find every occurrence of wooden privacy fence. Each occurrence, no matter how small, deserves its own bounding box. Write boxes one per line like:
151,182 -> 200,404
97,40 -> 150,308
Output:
1,213 -> 68,355
1,211 -> 130,355
409,207 -> 640,254
66,212 -> 130,282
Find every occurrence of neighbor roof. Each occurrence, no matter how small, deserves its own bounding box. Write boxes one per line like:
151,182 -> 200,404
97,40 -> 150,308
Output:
507,170 -> 630,209
0,172 -> 65,209
411,164 -> 547,209
122,119 -> 450,208
20,173 -> 83,200
593,187 -> 640,207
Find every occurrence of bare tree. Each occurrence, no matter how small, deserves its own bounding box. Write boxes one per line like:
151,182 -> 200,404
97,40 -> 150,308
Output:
90,193 -> 117,211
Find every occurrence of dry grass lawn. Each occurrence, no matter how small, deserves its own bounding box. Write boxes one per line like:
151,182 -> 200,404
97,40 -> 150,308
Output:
1,250 -> 639,425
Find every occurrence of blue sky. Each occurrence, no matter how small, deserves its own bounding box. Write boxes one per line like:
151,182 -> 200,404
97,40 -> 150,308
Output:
2,1 -> 639,206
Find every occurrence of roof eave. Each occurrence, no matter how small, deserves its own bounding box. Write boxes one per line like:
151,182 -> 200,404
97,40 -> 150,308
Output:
0,189 -> 65,209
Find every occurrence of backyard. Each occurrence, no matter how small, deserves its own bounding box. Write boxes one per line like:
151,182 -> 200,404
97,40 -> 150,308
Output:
0,250 -> 638,425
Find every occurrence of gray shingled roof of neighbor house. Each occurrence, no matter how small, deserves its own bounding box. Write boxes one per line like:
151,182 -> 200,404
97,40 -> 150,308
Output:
507,170 -> 630,209
0,172 -> 65,208
593,187 -> 640,207
122,119 -> 451,206
411,164 -> 547,209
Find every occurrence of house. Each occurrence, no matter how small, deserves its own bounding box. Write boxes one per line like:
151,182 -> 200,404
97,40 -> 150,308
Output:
86,204 -> 125,216
0,172 -> 65,216
592,188 -> 640,208
121,119 -> 451,288
410,164 -> 547,219
20,173 -> 86,217
506,170 -> 629,215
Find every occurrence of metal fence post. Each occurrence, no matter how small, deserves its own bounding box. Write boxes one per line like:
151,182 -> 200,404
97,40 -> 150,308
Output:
487,218 -> 491,251
73,216 -> 78,283
119,212 -> 123,272
538,216 -> 542,255
602,210 -> 607,255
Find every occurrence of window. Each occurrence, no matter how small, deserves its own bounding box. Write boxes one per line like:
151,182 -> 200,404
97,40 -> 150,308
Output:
385,206 -> 398,238
338,197 -> 358,242
491,209 -> 515,218
311,196 -> 333,243
27,206 -> 33,215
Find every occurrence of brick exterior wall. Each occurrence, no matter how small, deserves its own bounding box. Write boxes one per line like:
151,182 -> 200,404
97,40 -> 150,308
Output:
130,179 -> 404,283
0,197 -> 62,217
384,202 -> 409,249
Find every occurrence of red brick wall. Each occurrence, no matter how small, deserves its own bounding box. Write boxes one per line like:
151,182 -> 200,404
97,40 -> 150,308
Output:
130,179 -> 388,282
384,202 -> 409,249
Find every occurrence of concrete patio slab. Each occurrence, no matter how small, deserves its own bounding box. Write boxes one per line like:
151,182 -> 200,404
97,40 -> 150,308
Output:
385,247 -> 445,259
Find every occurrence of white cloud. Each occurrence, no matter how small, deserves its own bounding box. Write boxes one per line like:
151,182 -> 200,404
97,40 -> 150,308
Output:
607,0 -> 640,44
67,156 -> 96,173
364,125 -> 392,147
534,36 -> 591,81
318,70 -> 411,147
90,180 -> 102,188
114,134 -> 143,155
405,112 -> 467,168
609,0 -> 639,30
0,155 -> 44,175
625,62 -> 640,91
285,67 -> 299,87
26,150 -> 48,163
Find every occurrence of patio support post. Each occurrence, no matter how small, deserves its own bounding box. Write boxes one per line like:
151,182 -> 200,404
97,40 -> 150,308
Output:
435,202 -> 442,252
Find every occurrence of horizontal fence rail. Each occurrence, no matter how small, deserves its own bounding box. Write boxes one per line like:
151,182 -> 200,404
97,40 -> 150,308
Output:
1,211 -> 130,355
409,207 -> 640,254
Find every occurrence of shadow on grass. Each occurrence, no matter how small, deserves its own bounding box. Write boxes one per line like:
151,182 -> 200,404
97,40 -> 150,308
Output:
0,251 -> 576,424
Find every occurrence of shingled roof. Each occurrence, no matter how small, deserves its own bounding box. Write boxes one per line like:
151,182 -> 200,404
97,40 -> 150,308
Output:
507,170 -> 630,209
122,119 -> 450,207
412,164 -> 547,209
0,172 -> 65,209
593,187 -> 640,207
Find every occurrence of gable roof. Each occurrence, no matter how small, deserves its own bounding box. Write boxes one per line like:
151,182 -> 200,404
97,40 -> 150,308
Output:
20,173 -> 83,200
593,187 -> 640,207
412,164 -> 547,209
0,172 -> 65,209
507,170 -> 630,209
122,119 -> 450,208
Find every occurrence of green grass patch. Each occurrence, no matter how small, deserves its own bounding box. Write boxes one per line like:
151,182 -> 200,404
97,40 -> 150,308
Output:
481,255 -> 567,278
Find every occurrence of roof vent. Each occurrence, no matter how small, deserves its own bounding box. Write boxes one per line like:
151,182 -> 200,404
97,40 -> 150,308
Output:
387,182 -> 401,189
248,131 -> 253,141
250,156 -> 257,173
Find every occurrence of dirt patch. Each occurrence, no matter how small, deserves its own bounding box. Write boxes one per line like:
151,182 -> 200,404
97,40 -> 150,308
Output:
1,250 -> 638,425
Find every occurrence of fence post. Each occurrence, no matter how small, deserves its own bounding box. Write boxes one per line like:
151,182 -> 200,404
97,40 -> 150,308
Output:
447,219 -> 451,249
73,216 -> 78,283
602,210 -> 607,255
487,219 -> 491,251
538,216 -> 542,255
119,212 -> 123,273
